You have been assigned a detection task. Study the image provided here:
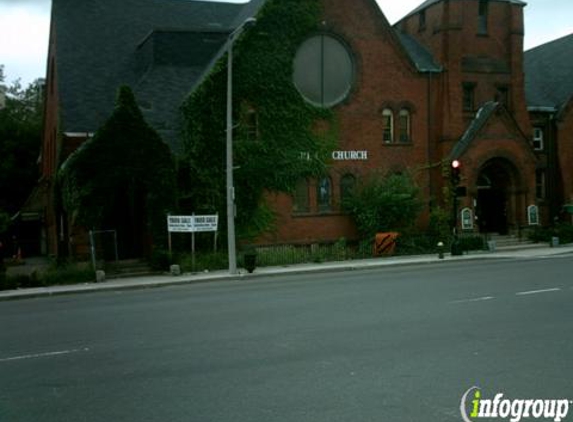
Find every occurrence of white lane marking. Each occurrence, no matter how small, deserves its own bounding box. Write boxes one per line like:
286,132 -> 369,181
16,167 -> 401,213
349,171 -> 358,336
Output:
0,347 -> 90,363
515,288 -> 561,296
450,296 -> 495,304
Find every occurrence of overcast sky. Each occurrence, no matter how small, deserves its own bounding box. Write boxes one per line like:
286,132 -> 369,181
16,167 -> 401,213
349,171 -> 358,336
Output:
0,0 -> 571,86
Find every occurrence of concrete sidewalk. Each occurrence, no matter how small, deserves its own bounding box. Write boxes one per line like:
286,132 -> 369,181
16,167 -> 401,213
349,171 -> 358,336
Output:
1,244 -> 573,301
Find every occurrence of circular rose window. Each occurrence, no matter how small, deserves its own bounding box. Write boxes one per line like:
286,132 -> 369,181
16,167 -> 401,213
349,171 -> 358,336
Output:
293,34 -> 354,107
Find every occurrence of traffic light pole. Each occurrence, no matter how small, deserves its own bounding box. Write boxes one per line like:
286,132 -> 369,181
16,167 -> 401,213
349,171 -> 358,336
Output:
450,160 -> 463,256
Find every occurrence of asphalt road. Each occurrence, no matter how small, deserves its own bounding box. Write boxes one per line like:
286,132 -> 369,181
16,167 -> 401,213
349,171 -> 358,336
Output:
1,256 -> 572,421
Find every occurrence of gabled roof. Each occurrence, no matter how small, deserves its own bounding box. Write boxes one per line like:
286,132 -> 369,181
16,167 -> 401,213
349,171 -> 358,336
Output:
450,101 -> 535,161
524,33 -> 573,112
396,0 -> 526,23
450,101 -> 499,159
52,0 -> 264,153
394,31 -> 441,72
51,0 -> 443,154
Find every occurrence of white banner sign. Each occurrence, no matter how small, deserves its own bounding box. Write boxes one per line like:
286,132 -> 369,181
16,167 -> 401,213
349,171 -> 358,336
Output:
167,215 -> 218,233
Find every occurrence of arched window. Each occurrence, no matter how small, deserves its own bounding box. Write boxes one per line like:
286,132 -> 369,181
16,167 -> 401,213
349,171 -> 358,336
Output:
382,109 -> 394,143
317,177 -> 332,212
399,109 -> 411,143
340,174 -> 356,209
292,179 -> 310,213
244,109 -> 258,141
478,0 -> 489,34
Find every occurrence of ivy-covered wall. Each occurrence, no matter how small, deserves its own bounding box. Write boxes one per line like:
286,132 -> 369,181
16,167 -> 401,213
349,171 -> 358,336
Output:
59,86 -> 177,257
181,0 -> 337,241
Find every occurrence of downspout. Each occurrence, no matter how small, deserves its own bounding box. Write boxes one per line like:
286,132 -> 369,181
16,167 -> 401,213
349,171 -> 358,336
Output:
427,71 -> 433,207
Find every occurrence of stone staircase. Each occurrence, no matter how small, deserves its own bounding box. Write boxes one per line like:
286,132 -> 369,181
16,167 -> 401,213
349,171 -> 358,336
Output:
484,234 -> 542,251
103,259 -> 157,279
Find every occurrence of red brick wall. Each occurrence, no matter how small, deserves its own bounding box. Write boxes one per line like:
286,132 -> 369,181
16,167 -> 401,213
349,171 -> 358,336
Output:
398,0 -> 530,141
258,0 -> 434,244
42,20 -> 60,256
558,102 -> 573,214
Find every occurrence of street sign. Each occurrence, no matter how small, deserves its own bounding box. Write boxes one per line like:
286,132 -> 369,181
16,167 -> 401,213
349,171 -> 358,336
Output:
167,215 -> 218,233
193,215 -> 219,232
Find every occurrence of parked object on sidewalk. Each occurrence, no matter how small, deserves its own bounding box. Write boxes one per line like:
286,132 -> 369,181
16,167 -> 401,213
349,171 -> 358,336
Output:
437,242 -> 445,259
0,241 -> 5,273
243,247 -> 257,273
375,232 -> 399,256
170,264 -> 181,276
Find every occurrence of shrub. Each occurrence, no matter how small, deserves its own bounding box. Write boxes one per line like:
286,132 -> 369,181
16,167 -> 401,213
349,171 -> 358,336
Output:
0,262 -> 94,291
528,223 -> 573,244
344,173 -> 423,237
177,252 -> 228,273
149,248 -> 173,271
458,235 -> 485,251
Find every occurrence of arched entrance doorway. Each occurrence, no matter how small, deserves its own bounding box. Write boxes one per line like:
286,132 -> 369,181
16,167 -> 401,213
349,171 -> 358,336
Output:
475,158 -> 520,235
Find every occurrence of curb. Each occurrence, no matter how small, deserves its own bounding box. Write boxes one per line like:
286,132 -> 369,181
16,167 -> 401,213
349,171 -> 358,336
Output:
1,246 -> 572,302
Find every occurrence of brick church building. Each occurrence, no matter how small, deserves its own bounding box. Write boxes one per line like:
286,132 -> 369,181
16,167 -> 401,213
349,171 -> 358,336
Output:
33,0 -> 573,257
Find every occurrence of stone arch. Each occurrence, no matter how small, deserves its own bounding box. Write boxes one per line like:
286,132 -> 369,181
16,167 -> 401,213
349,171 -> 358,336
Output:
473,157 -> 524,234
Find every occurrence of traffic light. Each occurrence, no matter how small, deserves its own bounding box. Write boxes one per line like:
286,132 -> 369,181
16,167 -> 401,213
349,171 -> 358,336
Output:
451,160 -> 461,185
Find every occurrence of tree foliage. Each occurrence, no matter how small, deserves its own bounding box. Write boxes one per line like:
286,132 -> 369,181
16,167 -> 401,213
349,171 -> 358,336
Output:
182,0 -> 337,240
59,86 -> 177,252
0,65 -> 43,226
344,173 -> 423,237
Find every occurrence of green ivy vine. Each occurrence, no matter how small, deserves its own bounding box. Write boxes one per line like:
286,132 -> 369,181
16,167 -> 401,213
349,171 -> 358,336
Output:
59,86 -> 177,251
181,0 -> 338,241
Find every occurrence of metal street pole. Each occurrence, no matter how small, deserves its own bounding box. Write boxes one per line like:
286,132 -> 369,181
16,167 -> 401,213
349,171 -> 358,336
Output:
226,17 -> 256,275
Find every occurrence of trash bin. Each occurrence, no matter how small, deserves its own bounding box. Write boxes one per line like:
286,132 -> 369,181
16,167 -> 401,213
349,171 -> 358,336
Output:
451,237 -> 463,256
243,248 -> 257,273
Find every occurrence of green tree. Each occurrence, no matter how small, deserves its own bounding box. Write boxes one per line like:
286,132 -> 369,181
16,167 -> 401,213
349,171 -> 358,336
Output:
59,86 -> 177,257
344,173 -> 423,237
0,65 -> 43,233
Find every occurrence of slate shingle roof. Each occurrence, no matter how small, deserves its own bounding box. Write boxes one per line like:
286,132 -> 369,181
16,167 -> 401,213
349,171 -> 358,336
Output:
524,33 -> 573,111
52,0 -> 443,154
53,0 -> 264,153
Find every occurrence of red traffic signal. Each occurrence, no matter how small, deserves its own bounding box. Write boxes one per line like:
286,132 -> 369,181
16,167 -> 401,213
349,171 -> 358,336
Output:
451,160 -> 461,184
